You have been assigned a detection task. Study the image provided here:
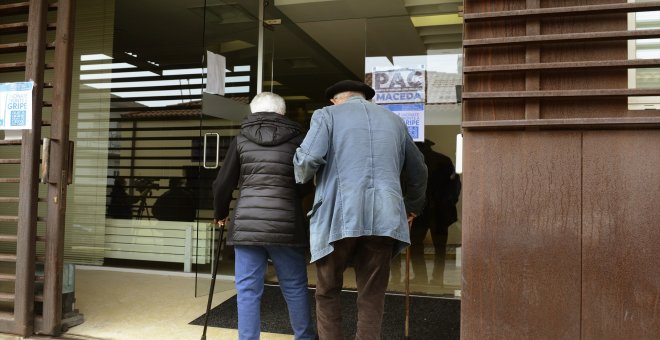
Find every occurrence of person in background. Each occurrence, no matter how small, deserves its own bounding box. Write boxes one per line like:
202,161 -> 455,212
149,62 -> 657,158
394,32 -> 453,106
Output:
293,80 -> 427,340
152,177 -> 196,222
212,92 -> 316,340
406,140 -> 460,286
106,177 -> 137,219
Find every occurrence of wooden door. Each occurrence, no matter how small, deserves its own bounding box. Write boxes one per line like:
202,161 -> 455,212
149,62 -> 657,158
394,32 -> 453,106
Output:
461,1 -> 660,338
0,0 -> 76,336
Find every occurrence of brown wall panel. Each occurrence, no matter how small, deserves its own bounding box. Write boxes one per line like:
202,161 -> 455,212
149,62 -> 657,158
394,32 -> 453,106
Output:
540,98 -> 627,119
465,73 -> 526,93
463,101 -> 526,122
462,0 -> 659,338
464,1 -> 526,16
541,0 -> 624,7
461,131 -> 582,339
541,41 -> 628,62
541,70 -> 628,91
464,46 -> 527,67
541,13 -> 627,34
581,130 -> 660,339
464,21 -> 526,40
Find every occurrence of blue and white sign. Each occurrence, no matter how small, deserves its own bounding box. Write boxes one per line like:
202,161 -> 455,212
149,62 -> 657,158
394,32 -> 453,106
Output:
372,66 -> 425,104
0,81 -> 33,130
382,103 -> 424,142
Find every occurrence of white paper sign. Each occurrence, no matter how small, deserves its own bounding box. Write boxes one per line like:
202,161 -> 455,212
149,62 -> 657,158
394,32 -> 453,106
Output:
205,51 -> 226,96
0,81 -> 33,130
382,103 -> 425,142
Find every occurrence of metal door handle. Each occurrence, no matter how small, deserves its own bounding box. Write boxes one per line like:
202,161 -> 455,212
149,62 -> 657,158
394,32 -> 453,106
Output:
68,141 -> 74,184
203,133 -> 220,169
40,138 -> 50,183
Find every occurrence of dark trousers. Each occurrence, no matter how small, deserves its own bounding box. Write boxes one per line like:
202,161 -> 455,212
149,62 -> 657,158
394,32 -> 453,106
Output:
410,220 -> 448,284
315,236 -> 394,340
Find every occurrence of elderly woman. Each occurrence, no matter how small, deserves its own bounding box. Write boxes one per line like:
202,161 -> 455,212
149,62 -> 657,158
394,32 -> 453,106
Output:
213,92 -> 316,340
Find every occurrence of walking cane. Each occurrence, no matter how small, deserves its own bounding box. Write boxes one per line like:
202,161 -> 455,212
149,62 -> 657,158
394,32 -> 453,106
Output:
201,220 -> 226,340
404,219 -> 412,340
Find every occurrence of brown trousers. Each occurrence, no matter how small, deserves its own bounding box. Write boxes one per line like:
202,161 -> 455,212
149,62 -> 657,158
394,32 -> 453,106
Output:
314,236 -> 394,340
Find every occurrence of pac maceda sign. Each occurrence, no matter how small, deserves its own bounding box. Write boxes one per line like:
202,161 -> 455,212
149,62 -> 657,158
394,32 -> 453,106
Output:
372,67 -> 425,104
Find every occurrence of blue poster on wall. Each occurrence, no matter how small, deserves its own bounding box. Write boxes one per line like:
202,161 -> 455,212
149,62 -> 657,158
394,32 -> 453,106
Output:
382,103 -> 425,142
0,81 -> 33,130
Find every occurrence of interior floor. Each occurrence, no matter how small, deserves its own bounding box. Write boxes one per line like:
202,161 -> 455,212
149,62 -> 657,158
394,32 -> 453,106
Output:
0,254 -> 460,339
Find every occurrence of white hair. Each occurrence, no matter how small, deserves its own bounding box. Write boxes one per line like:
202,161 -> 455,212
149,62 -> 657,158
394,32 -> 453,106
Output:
333,91 -> 365,100
250,92 -> 286,115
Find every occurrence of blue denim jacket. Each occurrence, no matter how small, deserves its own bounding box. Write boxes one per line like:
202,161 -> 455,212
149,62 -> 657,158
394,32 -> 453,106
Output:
293,96 -> 428,262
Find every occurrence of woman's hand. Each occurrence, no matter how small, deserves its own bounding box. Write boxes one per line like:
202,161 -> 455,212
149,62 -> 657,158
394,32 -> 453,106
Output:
213,217 -> 228,227
407,212 -> 416,226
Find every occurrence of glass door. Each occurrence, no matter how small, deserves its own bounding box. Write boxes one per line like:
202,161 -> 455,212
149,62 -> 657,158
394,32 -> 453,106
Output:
194,0 -> 262,297
71,1 -> 214,269
69,0 -> 233,286
193,0 -> 464,298
193,0 -> 351,294
71,0 -> 239,298
259,3 -> 368,288
365,14 -> 463,297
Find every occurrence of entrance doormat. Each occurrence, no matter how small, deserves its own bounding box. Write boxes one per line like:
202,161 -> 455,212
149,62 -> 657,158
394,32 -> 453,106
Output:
190,284 -> 460,339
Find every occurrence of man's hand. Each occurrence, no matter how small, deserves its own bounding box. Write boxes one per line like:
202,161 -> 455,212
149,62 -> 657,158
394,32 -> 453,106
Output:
213,218 -> 227,227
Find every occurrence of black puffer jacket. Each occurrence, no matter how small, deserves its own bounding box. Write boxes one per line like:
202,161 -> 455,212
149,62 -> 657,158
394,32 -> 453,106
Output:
212,112 -> 309,247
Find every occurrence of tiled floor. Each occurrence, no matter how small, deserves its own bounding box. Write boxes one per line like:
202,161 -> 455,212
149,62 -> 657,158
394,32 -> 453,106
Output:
41,266 -> 283,340
3,255 -> 460,339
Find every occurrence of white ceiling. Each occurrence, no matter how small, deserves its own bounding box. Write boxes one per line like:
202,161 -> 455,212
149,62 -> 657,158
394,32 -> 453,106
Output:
112,0 -> 463,107
275,0 -> 463,77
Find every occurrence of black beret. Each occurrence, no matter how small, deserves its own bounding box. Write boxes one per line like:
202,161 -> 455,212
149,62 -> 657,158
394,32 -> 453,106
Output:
325,80 -> 375,101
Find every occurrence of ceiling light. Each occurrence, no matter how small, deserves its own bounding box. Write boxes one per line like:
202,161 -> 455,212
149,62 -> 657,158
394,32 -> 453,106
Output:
411,14 -> 463,27
80,54 -> 112,61
80,63 -> 136,71
80,71 -> 158,80
83,79 -> 201,90
112,89 -> 202,99
220,40 -> 255,53
163,68 -> 206,76
233,65 -> 251,72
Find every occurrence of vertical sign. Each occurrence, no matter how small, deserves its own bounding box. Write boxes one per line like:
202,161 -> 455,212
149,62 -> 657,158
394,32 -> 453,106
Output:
372,66 -> 425,141
382,103 -> 425,142
0,81 -> 33,130
205,51 -> 226,96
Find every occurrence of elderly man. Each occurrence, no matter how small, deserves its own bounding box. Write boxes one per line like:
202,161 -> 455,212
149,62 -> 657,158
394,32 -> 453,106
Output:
293,80 -> 428,340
